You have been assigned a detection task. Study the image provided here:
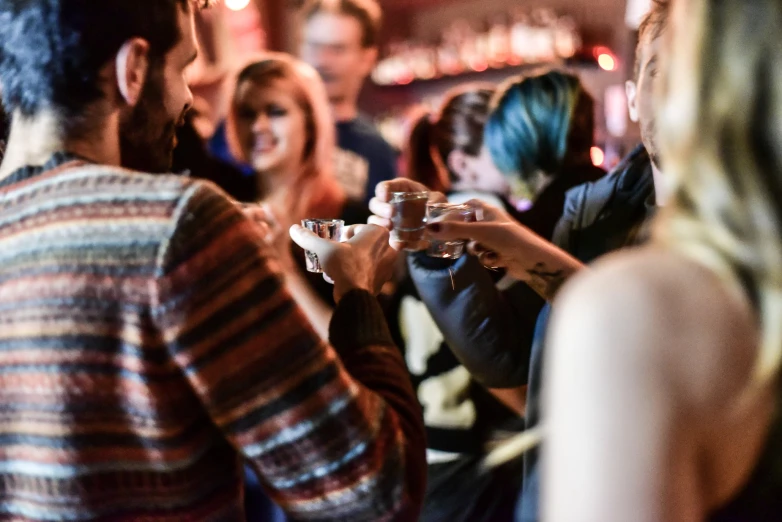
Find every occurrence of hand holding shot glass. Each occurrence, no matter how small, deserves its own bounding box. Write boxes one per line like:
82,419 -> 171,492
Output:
425,203 -> 477,259
289,222 -> 399,301
369,180 -> 474,257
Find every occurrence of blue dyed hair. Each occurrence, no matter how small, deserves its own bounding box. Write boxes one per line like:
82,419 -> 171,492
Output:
485,70 -> 593,183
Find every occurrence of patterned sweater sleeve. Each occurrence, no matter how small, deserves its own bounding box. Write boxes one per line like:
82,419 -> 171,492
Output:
151,182 -> 426,521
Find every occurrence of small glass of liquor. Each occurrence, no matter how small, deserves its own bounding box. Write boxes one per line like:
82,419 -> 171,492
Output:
426,203 -> 476,259
390,191 -> 429,249
301,219 -> 344,273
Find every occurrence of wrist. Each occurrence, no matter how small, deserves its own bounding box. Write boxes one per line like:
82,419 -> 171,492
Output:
333,276 -> 373,303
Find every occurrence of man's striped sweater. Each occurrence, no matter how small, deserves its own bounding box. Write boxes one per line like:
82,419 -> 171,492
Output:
0,153 -> 425,521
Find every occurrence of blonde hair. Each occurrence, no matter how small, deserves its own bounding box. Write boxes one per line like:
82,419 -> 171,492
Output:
227,52 -> 344,220
654,0 -> 782,395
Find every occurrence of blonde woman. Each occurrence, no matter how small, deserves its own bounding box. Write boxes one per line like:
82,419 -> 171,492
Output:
228,54 -> 369,338
544,0 -> 782,520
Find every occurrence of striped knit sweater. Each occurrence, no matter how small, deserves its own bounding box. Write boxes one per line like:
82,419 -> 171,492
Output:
0,153 -> 426,521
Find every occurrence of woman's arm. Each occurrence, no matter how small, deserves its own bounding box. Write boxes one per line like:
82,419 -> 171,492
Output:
427,199 -> 585,302
543,257 -> 697,522
243,203 -> 334,340
279,264 -> 333,340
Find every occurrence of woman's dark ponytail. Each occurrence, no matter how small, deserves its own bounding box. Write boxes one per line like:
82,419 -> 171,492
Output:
406,113 -> 449,192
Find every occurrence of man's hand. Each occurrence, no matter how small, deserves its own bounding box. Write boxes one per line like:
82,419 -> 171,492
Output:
368,179 -> 446,251
289,224 -> 399,302
240,202 -> 296,270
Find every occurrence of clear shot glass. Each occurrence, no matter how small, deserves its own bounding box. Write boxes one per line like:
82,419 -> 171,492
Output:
426,203 -> 476,259
390,191 -> 429,249
301,219 -> 344,273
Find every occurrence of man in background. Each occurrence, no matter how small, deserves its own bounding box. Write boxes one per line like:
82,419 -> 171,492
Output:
300,0 -> 398,205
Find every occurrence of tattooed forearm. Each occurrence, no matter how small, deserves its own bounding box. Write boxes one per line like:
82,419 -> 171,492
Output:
526,262 -> 567,301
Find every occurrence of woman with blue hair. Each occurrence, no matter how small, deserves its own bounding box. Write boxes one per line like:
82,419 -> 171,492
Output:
484,70 -> 604,241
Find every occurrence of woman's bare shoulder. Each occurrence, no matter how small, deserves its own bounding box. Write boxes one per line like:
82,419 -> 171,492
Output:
552,246 -> 759,409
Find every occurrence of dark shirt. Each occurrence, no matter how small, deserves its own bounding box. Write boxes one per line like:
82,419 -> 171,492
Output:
173,117 -> 257,202
207,121 -> 256,178
334,116 -> 398,205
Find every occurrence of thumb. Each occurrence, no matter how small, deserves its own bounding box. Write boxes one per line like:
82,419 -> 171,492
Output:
343,223 -> 371,241
289,225 -> 328,252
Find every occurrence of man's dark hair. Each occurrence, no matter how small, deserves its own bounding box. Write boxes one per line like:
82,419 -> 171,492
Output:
301,0 -> 382,48
0,0 -> 210,131
633,0 -> 671,80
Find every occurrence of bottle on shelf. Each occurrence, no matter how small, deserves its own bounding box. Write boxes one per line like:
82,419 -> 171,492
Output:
509,9 -> 532,65
528,8 -> 558,63
554,15 -> 581,58
487,14 -> 511,68
371,7 -> 586,85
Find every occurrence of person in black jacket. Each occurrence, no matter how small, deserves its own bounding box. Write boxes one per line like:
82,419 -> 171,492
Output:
368,4 -> 668,519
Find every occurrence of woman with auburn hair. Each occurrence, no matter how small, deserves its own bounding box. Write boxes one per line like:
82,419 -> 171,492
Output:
544,0 -> 782,519
227,53 -> 369,338
405,83 -> 510,201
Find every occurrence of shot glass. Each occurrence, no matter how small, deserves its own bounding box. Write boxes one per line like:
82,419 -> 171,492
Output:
301,219 -> 344,273
390,191 -> 429,248
426,203 -> 476,259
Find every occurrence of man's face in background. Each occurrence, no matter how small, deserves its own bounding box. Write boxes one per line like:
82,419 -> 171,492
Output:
300,11 -> 377,109
626,34 -> 664,169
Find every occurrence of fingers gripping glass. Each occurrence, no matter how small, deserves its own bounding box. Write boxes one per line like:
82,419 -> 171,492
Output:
426,203 -> 476,259
301,219 -> 344,273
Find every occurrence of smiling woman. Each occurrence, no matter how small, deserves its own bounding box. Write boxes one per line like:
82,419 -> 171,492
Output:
228,54 -> 344,220
225,52 -> 372,335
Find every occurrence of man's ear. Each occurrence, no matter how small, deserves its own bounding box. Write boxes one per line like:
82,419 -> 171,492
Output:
116,38 -> 150,107
626,80 -> 639,123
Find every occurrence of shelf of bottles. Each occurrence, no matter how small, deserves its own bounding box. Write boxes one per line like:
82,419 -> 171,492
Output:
372,8 -> 585,87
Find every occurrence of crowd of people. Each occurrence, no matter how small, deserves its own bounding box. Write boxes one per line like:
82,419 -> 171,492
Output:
0,0 -> 781,521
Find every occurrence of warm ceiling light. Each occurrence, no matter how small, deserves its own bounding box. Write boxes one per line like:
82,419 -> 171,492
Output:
598,53 -> 617,71
226,0 -> 251,11
591,147 -> 605,167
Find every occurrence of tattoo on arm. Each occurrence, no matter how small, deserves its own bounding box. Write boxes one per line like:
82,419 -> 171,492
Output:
526,262 -> 567,301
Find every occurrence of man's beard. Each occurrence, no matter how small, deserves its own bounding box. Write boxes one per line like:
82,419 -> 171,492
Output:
119,66 -> 185,173
641,121 -> 661,170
